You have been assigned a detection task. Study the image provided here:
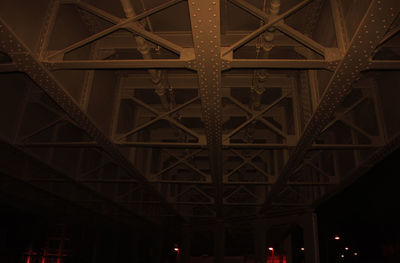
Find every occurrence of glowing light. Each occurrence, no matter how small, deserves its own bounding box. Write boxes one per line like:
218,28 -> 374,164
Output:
268,247 -> 274,251
354,252 -> 358,256
334,235 -> 340,240
345,247 -> 349,250
341,255 -> 344,258
174,247 -> 179,252
300,247 -> 305,251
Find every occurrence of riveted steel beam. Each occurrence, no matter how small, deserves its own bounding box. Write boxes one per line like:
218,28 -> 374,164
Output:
223,59 -> 334,70
46,0 -> 183,60
330,0 -> 349,52
42,58 -> 334,70
275,22 -> 326,57
260,0 -> 400,213
188,0 -> 223,217
229,0 -> 327,57
222,0 -> 312,56
43,59 -> 193,70
0,17 -> 185,222
36,0 -> 60,60
369,60 -> 400,69
228,0 -> 268,21
70,1 -> 184,55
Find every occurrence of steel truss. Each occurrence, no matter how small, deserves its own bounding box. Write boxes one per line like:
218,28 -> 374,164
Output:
1,0 -> 400,223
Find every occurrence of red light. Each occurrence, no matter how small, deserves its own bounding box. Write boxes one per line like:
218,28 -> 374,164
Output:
174,248 -> 179,252
300,247 -> 305,251
334,235 -> 340,240
341,254 -> 344,258
354,252 -> 358,256
345,247 -> 349,250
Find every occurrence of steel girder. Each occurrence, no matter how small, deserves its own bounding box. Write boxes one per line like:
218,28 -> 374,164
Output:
188,0 -> 224,217
260,0 -> 400,213
1,0 -> 400,222
0,17 -> 185,222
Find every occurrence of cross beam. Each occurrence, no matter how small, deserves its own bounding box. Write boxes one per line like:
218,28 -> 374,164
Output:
261,0 -> 400,213
0,17 -> 185,222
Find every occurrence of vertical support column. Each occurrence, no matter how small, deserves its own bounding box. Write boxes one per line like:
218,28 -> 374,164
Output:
188,0 -> 224,217
301,213 -> 320,263
214,220 -> 225,263
181,224 -> 192,263
253,219 -> 266,263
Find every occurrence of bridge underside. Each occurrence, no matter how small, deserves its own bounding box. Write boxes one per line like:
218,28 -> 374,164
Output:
1,0 -> 400,262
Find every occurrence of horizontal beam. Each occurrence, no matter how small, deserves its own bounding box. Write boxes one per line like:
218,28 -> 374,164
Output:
225,59 -> 333,70
42,58 -> 336,70
21,141 -> 378,150
369,60 -> 400,69
225,143 -> 379,149
0,63 -> 17,72
96,31 -> 304,50
21,142 -> 98,147
27,178 -> 336,186
121,73 -> 292,90
43,59 -> 192,70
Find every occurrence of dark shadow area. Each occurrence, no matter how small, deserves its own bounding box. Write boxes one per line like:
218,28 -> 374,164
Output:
317,149 -> 400,263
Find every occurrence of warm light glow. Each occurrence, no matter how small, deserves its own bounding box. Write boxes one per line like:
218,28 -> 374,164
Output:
267,255 -> 286,263
354,252 -> 358,256
341,254 -> 344,258
300,247 -> 305,251
334,235 -> 340,240
174,247 -> 179,252
268,247 -> 274,251
345,247 -> 349,250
